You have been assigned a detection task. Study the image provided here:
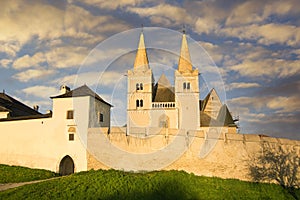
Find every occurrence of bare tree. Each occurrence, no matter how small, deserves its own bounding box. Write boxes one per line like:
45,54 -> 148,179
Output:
249,142 -> 300,197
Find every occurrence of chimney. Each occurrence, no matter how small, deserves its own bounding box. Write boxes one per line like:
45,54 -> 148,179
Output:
60,85 -> 70,95
33,105 -> 39,111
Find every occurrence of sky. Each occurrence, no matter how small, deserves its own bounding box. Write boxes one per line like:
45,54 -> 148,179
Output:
0,0 -> 299,140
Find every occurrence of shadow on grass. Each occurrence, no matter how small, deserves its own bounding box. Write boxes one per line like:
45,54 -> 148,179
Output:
106,178 -> 197,200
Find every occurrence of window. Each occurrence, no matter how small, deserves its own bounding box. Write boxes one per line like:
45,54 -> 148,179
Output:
140,83 -> 143,90
66,110 -> 74,119
136,83 -> 140,90
183,82 -> 190,90
140,100 -> 143,107
69,133 -> 74,141
136,99 -> 143,107
98,112 -> 104,123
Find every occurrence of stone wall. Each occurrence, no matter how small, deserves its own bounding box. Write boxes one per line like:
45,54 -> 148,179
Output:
87,127 -> 300,182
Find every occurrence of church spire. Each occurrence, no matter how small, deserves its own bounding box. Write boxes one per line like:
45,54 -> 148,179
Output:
134,31 -> 149,70
178,31 -> 192,72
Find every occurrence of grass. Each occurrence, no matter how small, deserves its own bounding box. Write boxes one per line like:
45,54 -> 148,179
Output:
0,168 -> 299,199
0,164 -> 58,183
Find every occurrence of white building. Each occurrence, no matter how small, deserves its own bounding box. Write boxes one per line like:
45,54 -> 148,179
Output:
0,30 -> 237,175
0,85 -> 111,175
127,31 -> 237,134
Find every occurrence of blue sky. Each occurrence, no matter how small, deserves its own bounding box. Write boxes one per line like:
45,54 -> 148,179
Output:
0,0 -> 299,140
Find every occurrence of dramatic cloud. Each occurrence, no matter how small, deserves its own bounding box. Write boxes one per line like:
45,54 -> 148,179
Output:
127,3 -> 193,26
220,23 -> 300,46
13,69 -> 57,82
0,0 -> 299,139
226,82 -> 260,91
229,95 -> 300,114
228,58 -> 300,79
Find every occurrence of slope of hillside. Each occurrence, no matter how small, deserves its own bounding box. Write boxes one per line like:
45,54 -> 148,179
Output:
1,168 -> 299,199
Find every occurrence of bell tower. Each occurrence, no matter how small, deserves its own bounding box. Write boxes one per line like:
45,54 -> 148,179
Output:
175,30 -> 200,131
127,31 -> 154,130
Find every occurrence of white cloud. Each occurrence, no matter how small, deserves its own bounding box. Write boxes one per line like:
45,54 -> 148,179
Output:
127,3 -> 193,26
229,95 -> 300,114
51,71 -> 124,88
228,58 -> 300,78
79,0 -> 142,10
0,1 -> 130,61
0,59 -> 12,68
45,46 -> 89,69
22,86 -> 58,99
220,23 -> 300,46
13,69 -> 57,82
13,53 -> 46,69
226,82 -> 260,91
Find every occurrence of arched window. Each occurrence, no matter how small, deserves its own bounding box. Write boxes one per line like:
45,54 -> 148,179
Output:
136,99 -> 139,107
136,83 -> 140,90
140,83 -> 143,90
140,99 -> 143,107
187,82 -> 190,89
183,82 -> 186,89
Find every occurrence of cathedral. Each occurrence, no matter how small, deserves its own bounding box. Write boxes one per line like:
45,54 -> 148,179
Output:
127,31 -> 237,134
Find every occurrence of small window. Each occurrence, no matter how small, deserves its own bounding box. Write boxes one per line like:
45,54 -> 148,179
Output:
136,83 -> 140,90
183,82 -> 186,89
136,99 -> 139,107
140,83 -> 143,90
140,99 -> 143,107
66,110 -> 74,119
100,113 -> 104,122
187,82 -> 190,89
98,112 -> 104,123
69,133 -> 74,141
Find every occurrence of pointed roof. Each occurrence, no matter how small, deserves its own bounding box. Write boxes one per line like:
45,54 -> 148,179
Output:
133,32 -> 149,70
217,104 -> 236,127
200,88 -> 221,111
178,32 -> 192,72
153,74 -> 175,102
0,92 -> 42,117
157,73 -> 171,88
51,85 -> 112,107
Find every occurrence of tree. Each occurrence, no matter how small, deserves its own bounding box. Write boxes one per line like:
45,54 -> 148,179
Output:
249,142 -> 300,198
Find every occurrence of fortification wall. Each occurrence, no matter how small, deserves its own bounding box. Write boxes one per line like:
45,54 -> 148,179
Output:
87,127 -> 300,181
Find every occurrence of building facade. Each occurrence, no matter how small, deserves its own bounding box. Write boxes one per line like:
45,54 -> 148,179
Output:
127,31 -> 236,134
0,85 -> 111,175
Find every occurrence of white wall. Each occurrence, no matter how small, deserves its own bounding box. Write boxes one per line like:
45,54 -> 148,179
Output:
0,96 -> 90,173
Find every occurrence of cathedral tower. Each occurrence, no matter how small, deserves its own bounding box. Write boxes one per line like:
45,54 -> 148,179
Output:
175,31 -> 200,131
127,31 -> 154,131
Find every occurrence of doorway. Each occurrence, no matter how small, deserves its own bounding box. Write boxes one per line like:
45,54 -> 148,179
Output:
59,155 -> 74,176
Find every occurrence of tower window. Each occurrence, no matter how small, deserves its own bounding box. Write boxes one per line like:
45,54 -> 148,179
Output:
66,110 -> 74,119
183,82 -> 190,90
140,99 -> 143,107
136,83 -> 140,90
136,99 -> 144,107
140,83 -> 143,90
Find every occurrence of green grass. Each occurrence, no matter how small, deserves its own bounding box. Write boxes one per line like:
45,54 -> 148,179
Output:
1,169 -> 299,199
0,164 -> 58,183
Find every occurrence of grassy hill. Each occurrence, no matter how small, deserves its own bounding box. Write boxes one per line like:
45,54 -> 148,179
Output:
1,166 -> 299,200
0,164 -> 58,183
